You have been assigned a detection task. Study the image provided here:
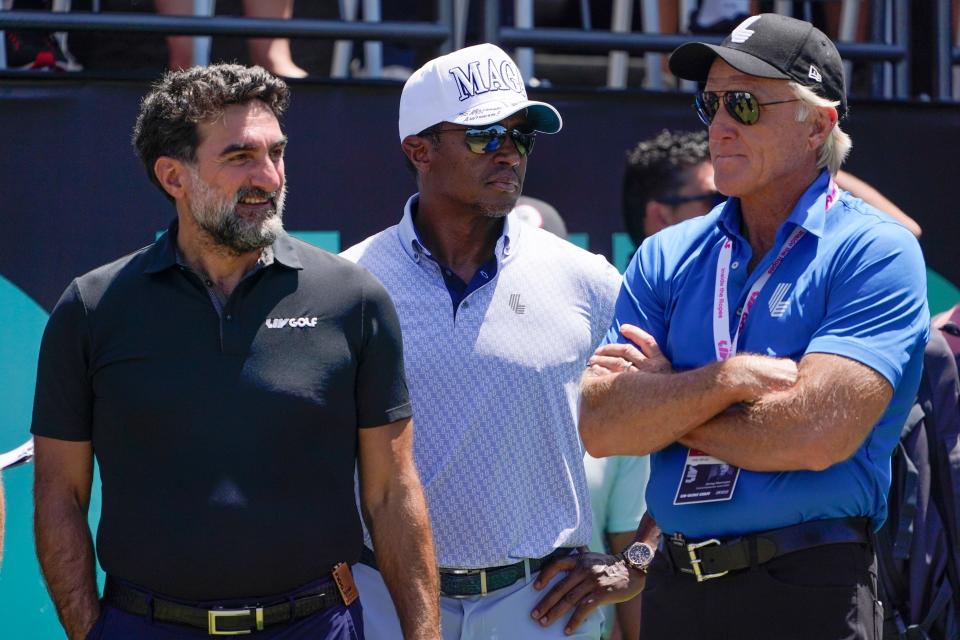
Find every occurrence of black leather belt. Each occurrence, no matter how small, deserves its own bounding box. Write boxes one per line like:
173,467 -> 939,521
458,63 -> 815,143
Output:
663,517 -> 870,582
104,577 -> 344,635
359,546 -> 575,597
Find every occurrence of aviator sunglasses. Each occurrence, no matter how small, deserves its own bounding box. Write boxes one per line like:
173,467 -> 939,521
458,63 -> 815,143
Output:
434,123 -> 537,156
694,90 -> 799,126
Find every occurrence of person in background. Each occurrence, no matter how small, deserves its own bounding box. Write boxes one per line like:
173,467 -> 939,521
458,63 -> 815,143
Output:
157,0 -> 307,77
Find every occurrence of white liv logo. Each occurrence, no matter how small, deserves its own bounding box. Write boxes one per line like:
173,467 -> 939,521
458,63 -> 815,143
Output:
730,15 -> 762,43
266,317 -> 318,329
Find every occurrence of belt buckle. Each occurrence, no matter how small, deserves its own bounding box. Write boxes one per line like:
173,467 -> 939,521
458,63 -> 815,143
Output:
444,568 -> 488,598
686,539 -> 728,583
207,607 -> 264,635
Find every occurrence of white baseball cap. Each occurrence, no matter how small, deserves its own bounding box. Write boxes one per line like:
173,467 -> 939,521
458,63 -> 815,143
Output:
398,43 -> 562,141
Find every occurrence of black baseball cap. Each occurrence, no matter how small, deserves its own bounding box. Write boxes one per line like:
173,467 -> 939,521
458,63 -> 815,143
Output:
669,13 -> 847,119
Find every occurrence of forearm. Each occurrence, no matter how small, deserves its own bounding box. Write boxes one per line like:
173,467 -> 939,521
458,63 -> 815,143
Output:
367,472 -> 439,640
34,486 -> 100,639
680,369 -> 885,472
580,360 -> 753,457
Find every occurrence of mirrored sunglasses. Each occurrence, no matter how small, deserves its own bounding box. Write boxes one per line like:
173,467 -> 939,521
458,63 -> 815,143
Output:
434,124 -> 536,156
694,90 -> 800,126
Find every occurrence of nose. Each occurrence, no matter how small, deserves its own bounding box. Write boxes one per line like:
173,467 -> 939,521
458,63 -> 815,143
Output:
708,105 -> 738,142
493,134 -> 522,166
251,155 -> 283,193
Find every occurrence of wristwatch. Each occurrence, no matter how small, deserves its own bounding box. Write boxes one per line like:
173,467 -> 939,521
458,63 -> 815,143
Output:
620,541 -> 656,573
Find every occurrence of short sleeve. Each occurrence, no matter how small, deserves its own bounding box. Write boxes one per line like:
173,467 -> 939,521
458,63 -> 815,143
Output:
356,276 -> 413,427
605,455 -> 650,533
588,254 -> 625,349
31,281 -> 94,441
806,223 -> 930,388
602,235 -> 669,348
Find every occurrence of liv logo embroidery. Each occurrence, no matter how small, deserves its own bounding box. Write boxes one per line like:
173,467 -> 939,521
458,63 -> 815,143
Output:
768,283 -> 792,318
265,317 -> 318,328
508,294 -> 526,314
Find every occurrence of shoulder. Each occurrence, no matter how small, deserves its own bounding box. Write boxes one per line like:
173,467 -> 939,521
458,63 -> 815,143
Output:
830,194 -> 924,268
630,208 -> 723,280
517,225 -> 619,284
340,227 -> 400,265
291,236 -> 391,296
71,243 -> 158,311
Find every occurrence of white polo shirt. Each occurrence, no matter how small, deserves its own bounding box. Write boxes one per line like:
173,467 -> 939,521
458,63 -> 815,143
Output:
342,194 -> 621,568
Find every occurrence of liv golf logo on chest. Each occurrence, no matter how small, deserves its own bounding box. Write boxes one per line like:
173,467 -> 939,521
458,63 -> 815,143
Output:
449,58 -> 525,102
266,316 -> 318,329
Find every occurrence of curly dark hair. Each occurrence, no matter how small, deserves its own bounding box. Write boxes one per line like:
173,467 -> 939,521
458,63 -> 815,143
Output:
622,129 -> 710,244
132,64 -> 290,199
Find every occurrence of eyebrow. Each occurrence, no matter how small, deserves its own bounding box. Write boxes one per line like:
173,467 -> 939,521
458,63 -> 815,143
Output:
218,136 -> 288,157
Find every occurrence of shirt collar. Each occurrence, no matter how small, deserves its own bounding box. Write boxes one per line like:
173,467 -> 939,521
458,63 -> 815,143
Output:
397,193 -> 521,263
716,168 -> 833,241
143,218 -> 303,274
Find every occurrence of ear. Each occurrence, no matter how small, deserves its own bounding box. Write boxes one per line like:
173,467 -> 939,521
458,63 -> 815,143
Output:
644,200 -> 672,236
808,105 -> 837,151
154,156 -> 190,200
402,136 -> 433,175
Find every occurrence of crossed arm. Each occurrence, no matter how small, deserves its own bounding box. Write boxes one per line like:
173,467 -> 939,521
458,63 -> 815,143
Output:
34,436 -> 100,640
580,325 -> 891,470
358,418 -> 440,640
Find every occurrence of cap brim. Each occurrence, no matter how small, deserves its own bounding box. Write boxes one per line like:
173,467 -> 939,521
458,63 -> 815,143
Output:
450,99 -> 562,134
669,42 -> 791,83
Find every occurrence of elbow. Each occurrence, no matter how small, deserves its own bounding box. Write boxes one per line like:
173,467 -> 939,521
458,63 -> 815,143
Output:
795,438 -> 855,472
579,400 -> 612,458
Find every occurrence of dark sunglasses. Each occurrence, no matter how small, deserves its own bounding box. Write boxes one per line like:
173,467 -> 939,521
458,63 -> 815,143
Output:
694,90 -> 800,126
657,191 -> 726,208
434,124 -> 536,156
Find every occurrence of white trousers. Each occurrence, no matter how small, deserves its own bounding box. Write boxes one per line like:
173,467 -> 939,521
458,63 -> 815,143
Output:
353,562 -> 604,640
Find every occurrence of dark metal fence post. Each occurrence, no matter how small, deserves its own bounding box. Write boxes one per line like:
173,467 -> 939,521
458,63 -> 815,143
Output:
484,0 -> 501,46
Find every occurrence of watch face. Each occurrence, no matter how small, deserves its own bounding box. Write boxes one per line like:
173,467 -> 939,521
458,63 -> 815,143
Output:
625,542 -> 654,569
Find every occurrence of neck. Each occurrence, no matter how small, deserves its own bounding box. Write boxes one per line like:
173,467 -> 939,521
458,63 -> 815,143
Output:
175,209 -> 263,297
414,193 -> 505,279
739,167 -> 820,262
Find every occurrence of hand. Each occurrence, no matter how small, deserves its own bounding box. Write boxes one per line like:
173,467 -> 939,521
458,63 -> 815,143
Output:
530,551 -> 645,635
731,354 -> 798,400
588,324 -> 673,376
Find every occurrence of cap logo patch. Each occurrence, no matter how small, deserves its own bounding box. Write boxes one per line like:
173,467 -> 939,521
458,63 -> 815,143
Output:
449,58 -> 525,102
808,64 -> 822,82
730,15 -> 761,43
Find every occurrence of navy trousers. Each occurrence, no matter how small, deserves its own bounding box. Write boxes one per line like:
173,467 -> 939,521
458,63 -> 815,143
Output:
86,578 -> 364,640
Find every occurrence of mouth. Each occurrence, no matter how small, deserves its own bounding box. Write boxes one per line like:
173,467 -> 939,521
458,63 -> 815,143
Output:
486,173 -> 520,192
234,191 -> 277,217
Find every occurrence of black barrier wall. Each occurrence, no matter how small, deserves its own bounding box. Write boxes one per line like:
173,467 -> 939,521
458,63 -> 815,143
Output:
1,78 -> 959,311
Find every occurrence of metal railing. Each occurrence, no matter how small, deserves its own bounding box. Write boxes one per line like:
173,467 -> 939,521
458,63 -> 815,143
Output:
0,1 -> 952,101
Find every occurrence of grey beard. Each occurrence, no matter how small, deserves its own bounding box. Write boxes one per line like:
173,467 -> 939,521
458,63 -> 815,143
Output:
187,172 -> 286,254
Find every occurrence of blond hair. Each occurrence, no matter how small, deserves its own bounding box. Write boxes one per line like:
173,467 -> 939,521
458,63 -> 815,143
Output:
790,82 -> 852,175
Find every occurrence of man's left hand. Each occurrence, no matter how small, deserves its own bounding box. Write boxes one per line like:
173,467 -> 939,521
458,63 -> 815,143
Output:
530,551 -> 644,634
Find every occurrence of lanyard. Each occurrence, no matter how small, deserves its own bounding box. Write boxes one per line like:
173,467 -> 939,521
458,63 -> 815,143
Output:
712,181 -> 838,361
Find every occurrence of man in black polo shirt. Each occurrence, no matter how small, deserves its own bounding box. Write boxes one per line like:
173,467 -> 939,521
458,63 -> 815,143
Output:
31,64 -> 440,640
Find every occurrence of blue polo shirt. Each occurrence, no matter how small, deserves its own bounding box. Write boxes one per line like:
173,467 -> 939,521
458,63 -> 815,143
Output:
607,170 -> 929,538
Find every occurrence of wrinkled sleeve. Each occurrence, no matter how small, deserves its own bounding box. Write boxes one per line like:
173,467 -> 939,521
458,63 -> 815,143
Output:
356,275 -> 413,427
31,280 -> 94,441
601,235 -> 669,348
806,222 -> 930,388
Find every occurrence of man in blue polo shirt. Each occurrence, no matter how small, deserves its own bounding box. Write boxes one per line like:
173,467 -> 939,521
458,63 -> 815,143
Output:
575,14 -> 929,640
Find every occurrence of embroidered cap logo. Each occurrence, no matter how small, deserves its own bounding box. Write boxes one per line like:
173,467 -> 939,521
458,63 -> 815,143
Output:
730,15 -> 762,44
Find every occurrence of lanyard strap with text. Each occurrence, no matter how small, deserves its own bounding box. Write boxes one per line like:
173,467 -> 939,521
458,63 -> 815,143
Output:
713,181 -> 839,361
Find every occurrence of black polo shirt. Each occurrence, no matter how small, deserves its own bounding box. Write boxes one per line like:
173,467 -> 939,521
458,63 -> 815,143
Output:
31,224 -> 412,600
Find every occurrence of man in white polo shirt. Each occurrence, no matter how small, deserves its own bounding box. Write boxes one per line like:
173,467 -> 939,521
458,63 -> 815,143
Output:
341,43 -> 622,639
